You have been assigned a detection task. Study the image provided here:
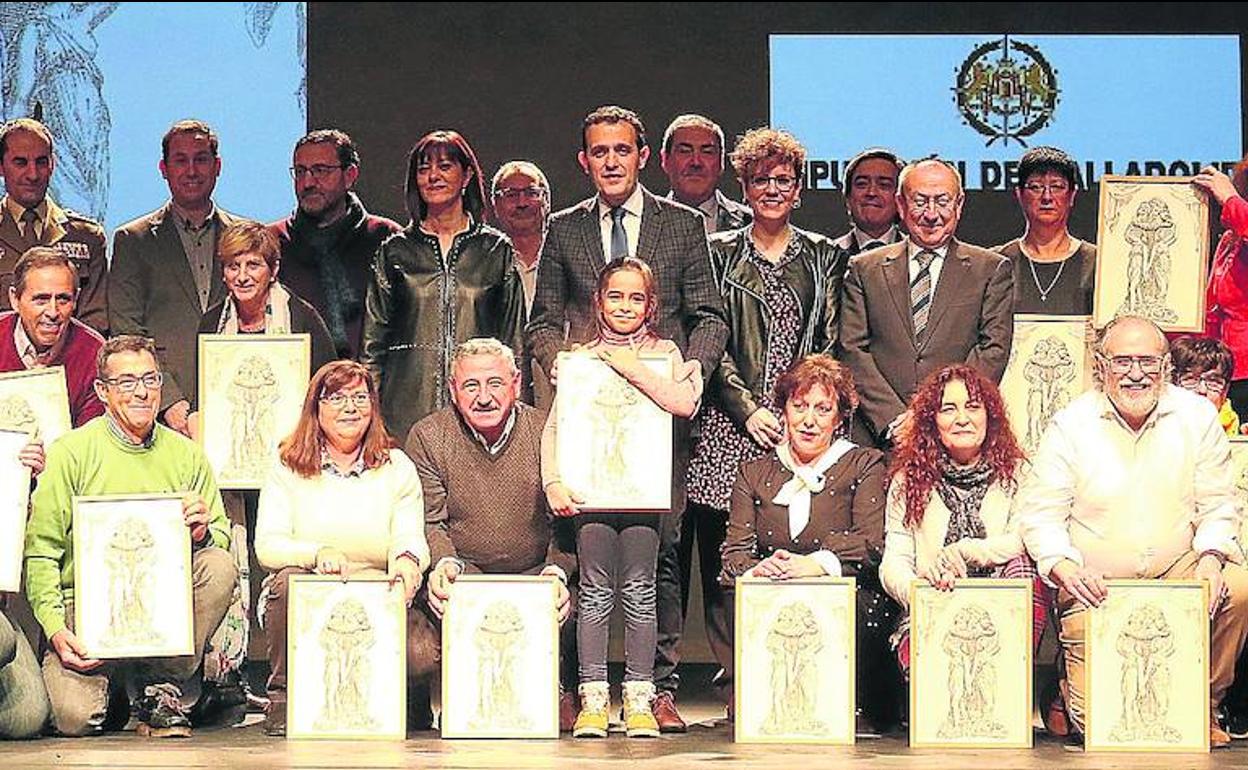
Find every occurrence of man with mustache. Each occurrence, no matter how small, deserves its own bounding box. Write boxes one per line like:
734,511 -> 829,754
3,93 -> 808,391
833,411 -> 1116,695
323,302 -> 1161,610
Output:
527,105 -> 728,731
269,129 -> 400,360
839,157 -> 1014,448
0,118 -> 108,334
404,338 -> 575,729
1017,315 -> 1248,748
109,119 -> 249,437
660,114 -> 751,235
994,146 -> 1095,315
832,148 -> 904,257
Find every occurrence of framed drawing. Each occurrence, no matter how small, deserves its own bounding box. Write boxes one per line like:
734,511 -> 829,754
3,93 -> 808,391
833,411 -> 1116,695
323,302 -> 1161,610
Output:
287,575 -> 407,740
1093,175 -> 1209,332
1086,580 -> 1209,753
441,575 -> 560,739
0,366 -> 72,445
1230,437 -> 1248,554
72,494 -> 193,659
1000,315 -> 1093,455
197,334 -> 310,489
0,429 -> 31,592
554,351 -> 673,511
734,576 -> 855,744
908,579 -> 1033,749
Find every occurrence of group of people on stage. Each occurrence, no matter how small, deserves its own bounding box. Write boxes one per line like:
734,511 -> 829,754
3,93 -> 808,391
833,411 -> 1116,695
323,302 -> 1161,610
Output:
0,103 -> 1247,748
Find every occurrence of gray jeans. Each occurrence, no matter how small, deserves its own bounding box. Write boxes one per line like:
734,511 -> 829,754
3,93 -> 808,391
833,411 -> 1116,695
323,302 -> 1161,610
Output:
0,608 -> 49,739
577,521 -> 658,683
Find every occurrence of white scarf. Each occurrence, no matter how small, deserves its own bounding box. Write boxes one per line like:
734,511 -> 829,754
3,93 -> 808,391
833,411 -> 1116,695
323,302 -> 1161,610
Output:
217,281 -> 293,335
773,438 -> 856,540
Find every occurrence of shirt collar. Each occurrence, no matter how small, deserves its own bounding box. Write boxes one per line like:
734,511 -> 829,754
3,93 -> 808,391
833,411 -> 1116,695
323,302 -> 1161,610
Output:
12,316 -> 68,368
465,406 -> 518,456
907,239 -> 950,262
171,201 -> 218,232
4,196 -> 48,230
319,446 -> 367,478
106,414 -> 156,449
597,185 -> 645,221
853,224 -> 898,250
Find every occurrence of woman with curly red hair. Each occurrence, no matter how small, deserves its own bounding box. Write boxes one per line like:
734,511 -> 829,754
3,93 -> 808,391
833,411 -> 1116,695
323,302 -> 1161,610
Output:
879,364 -> 1049,676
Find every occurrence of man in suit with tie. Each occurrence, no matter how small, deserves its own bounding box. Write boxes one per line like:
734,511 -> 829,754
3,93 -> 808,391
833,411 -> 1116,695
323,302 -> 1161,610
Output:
0,118 -> 108,334
840,158 -> 1014,447
109,119 -> 247,436
527,104 -> 727,732
831,148 -> 904,257
660,114 -> 751,235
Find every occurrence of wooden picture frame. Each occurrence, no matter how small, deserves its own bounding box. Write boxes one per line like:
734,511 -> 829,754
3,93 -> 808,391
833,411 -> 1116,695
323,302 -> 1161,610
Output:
734,576 -> 856,744
554,350 -> 673,512
1093,175 -> 1210,332
287,575 -> 407,740
1000,315 -> 1093,455
72,494 -> 193,659
908,578 -> 1033,749
0,428 -> 31,592
0,365 -> 72,445
197,334 -> 310,489
1085,579 -> 1210,753
441,575 -> 560,739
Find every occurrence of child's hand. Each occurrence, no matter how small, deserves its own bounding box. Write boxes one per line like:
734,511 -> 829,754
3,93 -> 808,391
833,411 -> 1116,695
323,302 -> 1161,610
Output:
545,482 -> 584,517
598,343 -> 642,378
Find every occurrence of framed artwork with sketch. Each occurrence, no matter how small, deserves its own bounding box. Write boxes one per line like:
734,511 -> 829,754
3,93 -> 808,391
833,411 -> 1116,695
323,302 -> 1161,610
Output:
0,366 -> 72,446
197,334 -> 310,489
999,315 -> 1093,455
1093,175 -> 1209,332
0,428 -> 32,592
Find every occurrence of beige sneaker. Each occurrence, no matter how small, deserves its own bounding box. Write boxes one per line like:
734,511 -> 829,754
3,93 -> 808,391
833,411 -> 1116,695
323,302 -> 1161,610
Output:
623,681 -> 659,738
572,682 -> 609,738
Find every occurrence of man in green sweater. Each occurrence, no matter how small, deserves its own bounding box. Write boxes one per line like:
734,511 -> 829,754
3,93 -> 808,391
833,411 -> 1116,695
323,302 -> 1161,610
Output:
25,335 -> 236,738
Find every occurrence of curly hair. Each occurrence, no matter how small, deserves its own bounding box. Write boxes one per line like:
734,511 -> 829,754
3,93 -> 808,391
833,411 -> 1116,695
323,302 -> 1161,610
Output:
891,364 -> 1025,529
772,354 -> 858,439
729,127 -> 806,184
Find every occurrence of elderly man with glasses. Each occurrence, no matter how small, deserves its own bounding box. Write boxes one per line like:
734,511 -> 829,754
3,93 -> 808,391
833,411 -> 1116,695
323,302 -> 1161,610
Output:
1017,315 -> 1248,748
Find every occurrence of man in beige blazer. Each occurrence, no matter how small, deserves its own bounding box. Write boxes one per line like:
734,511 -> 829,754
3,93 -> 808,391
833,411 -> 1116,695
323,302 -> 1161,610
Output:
839,158 -> 1014,446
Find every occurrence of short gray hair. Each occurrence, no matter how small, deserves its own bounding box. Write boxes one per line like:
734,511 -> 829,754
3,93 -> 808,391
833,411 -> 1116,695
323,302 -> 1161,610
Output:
490,160 -> 550,200
96,335 -> 157,380
661,113 -> 725,155
450,338 -> 517,375
1093,315 -> 1171,388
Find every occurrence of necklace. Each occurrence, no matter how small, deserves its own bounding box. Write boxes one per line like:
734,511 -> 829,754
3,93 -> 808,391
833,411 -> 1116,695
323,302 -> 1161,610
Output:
1027,256 -> 1067,303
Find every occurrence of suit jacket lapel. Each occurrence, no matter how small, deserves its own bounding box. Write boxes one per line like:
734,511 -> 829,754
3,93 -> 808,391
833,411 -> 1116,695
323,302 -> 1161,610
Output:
577,198 -> 606,281
635,189 -> 662,262
881,242 -> 916,348
0,209 -> 31,254
922,239 -> 968,349
207,209 -> 236,306
151,203 -> 203,310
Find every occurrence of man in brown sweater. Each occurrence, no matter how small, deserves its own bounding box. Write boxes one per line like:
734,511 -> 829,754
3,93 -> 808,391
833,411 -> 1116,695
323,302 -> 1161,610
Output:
404,337 -> 576,728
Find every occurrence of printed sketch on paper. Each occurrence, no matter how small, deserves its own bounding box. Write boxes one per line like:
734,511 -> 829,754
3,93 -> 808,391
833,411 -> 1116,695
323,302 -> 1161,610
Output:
288,578 -> 405,740
909,581 -> 1031,748
0,429 -> 31,593
225,355 -> 280,481
73,496 -> 193,658
735,578 -> 854,744
199,335 -> 309,489
1001,318 -> 1089,455
0,367 -> 72,445
762,602 -> 826,735
1095,178 -> 1209,332
1108,604 -> 1181,743
472,601 -> 530,730
442,577 -> 558,739
1087,582 -> 1207,751
314,597 -> 377,732
938,604 -> 1005,739
0,396 -> 38,437
554,353 -> 673,511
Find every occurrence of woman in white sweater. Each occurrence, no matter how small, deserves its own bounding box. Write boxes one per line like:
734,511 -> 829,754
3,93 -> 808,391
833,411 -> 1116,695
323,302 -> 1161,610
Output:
880,364 -> 1047,677
255,360 -> 429,735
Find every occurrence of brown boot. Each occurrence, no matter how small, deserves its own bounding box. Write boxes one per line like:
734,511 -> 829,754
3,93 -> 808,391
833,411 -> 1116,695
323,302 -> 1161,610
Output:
651,690 -> 686,733
262,691 -> 287,737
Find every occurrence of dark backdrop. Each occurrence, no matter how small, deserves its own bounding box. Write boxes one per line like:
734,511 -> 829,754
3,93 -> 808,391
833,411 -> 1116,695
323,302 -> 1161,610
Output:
309,3 -> 1248,248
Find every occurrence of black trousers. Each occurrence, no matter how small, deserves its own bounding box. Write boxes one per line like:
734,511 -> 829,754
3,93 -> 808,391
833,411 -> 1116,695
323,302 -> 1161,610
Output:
676,502 -> 731,678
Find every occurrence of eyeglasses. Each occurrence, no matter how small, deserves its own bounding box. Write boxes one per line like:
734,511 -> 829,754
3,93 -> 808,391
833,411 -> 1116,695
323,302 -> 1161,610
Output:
749,175 -> 797,192
320,392 -> 372,410
1178,373 -> 1229,394
101,372 -> 163,393
1101,354 -> 1164,375
290,164 -> 344,181
906,194 -> 958,213
1021,182 -> 1071,196
494,187 -> 545,201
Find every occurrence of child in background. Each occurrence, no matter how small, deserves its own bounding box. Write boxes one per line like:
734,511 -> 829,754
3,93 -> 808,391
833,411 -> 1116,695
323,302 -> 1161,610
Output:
1171,336 -> 1243,436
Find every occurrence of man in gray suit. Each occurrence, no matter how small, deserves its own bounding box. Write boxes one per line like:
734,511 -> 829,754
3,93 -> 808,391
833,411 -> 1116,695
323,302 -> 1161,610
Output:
109,119 -> 247,435
840,158 -> 1014,447
527,105 -> 727,732
659,114 -> 751,235
832,147 -> 904,257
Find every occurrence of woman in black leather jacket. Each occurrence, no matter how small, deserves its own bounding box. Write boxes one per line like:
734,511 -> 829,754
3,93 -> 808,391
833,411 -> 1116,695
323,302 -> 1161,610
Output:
361,130 -> 525,441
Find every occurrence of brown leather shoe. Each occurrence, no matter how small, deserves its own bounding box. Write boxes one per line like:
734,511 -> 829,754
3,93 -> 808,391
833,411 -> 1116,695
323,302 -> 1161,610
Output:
559,690 -> 579,733
651,690 -> 686,733
1213,711 -> 1232,749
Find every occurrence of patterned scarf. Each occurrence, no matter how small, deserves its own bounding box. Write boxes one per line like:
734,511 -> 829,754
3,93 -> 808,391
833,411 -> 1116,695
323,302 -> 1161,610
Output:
216,281 -> 293,335
290,194 -> 365,352
935,454 -> 994,562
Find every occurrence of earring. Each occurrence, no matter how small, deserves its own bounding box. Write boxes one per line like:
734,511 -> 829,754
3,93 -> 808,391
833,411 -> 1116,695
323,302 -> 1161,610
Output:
793,198 -> 802,210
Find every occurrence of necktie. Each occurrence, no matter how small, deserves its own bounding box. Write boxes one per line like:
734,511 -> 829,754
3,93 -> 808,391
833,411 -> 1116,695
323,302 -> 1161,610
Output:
862,240 -> 885,252
911,250 -> 936,339
19,208 -> 39,240
609,206 -> 628,260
